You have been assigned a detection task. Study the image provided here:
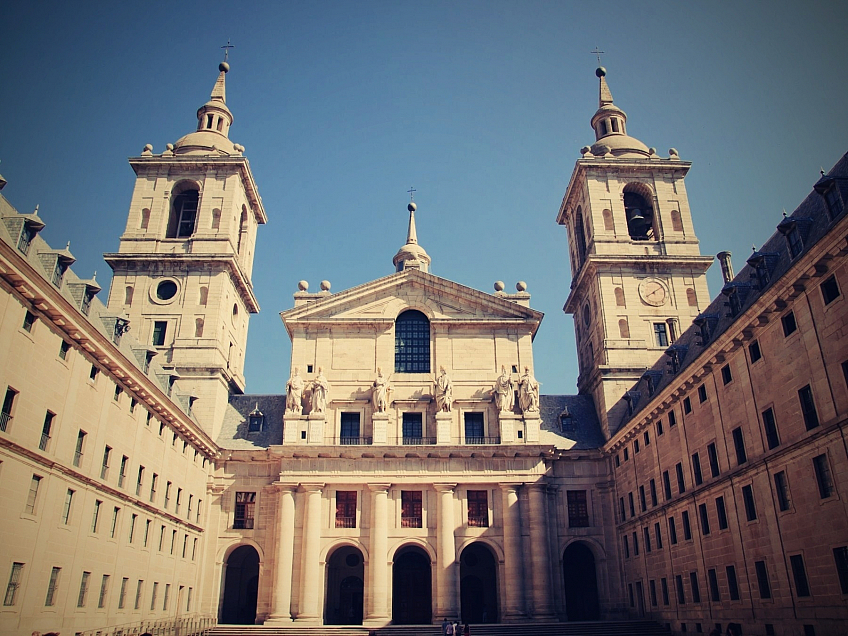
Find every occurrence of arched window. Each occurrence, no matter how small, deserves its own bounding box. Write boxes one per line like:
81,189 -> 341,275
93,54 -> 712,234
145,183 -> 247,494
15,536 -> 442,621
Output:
395,310 -> 430,373
614,287 -> 625,306
124,286 -> 134,305
623,184 -> 655,241
602,209 -> 614,231
140,208 -> 150,230
574,207 -> 587,266
199,286 -> 208,306
618,318 -> 630,339
167,187 -> 199,239
195,318 -> 204,338
212,209 -> 221,230
237,206 -> 248,254
686,288 -> 698,307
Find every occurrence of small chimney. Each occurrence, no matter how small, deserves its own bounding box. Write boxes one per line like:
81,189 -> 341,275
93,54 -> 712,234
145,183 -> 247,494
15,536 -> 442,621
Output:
717,251 -> 734,283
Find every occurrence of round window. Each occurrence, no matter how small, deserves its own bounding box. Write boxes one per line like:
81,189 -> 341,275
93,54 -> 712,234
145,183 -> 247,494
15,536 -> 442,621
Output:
582,303 -> 591,327
157,280 -> 178,301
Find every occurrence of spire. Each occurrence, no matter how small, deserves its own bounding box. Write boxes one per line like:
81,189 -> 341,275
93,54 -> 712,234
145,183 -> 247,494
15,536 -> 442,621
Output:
587,66 -> 650,158
210,61 -> 228,103
598,66 -> 614,107
392,201 -> 431,273
173,57 -> 237,156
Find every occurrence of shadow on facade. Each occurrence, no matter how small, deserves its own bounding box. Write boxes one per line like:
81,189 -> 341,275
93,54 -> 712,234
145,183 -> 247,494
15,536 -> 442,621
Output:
324,545 -> 365,624
460,542 -> 498,623
392,545 -> 432,624
562,541 -> 599,621
220,545 -> 259,624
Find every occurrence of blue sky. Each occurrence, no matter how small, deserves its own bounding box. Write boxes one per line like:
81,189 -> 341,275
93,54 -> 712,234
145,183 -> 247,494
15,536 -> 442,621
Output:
1,1 -> 846,395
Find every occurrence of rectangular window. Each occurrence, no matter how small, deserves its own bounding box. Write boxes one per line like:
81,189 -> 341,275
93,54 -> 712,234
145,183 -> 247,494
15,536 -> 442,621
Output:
59,340 -> 71,360
813,454 -> 835,498
89,365 -> 99,382
150,473 -> 158,502
716,496 -> 728,530
188,494 -> 193,520
615,454 -> 621,468
134,580 -> 143,610
114,385 -> 122,401
234,492 -> 256,529
698,385 -> 707,403
18,225 -> 35,254
118,577 -> 128,609
401,491 -> 422,528
774,471 -> 791,511
192,537 -> 198,560
683,396 -> 692,414
656,419 -> 664,436
176,487 -> 182,514
833,546 -> 848,594
110,506 -> 120,538
163,583 -> 170,610
682,510 -> 692,540
62,489 -> 74,524
624,447 -> 629,461
77,571 -> 90,607
650,479 -> 658,507
619,497 -> 626,522
129,513 -> 137,543
4,563 -> 23,606
790,554 -> 811,597
39,411 -> 54,451
721,364 -> 733,385
661,577 -> 669,605
187,587 -> 193,611
98,574 -> 110,608
707,442 -> 720,477
335,491 -> 357,528
45,567 -> 61,606
1,387 -> 16,432
130,398 -> 136,413
822,275 -> 841,305
567,490 -> 589,527
634,439 -> 640,454
699,503 -> 710,535
692,452 -> 703,485
726,565 -> 740,600
629,492 -> 635,517
644,527 -> 652,552
25,475 -> 42,514
690,571 -> 701,603
150,581 -> 159,610
91,500 -> 102,533
663,471 -> 672,501
402,412 -> 423,441
136,466 -> 144,496
464,412 -> 485,443
152,321 -> 167,346
118,455 -> 128,488
676,575 -> 686,604
340,412 -> 361,442
782,311 -> 798,336
623,535 -> 630,558
799,385 -> 819,430
732,427 -> 747,465
649,522 -> 661,550
742,484 -> 757,521
654,322 -> 669,347
668,410 -> 677,427
755,560 -> 772,599
100,445 -> 111,480
668,517 -> 678,545
761,407 -> 780,449
676,462 -> 686,494
22,310 -> 36,333
182,534 -> 188,558
749,339 -> 762,362
644,430 -> 650,446
639,485 -> 646,512
468,490 -> 489,527
708,568 -> 720,602
649,579 -> 657,607
633,531 -> 639,556
144,519 -> 151,547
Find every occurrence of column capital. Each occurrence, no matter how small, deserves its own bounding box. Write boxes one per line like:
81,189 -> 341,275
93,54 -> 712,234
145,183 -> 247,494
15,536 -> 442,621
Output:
433,483 -> 458,493
525,480 -> 548,492
299,483 -> 325,493
272,482 -> 299,493
498,482 -> 523,493
368,483 -> 392,493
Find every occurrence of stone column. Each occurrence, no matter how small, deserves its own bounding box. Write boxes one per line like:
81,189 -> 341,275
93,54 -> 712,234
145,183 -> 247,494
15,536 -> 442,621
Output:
267,484 -> 297,623
296,483 -> 324,621
527,482 -> 554,618
434,484 -> 458,620
499,483 -> 526,619
366,483 -> 391,624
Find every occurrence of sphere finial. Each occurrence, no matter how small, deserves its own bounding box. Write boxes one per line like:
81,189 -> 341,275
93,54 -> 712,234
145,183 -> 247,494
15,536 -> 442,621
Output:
219,61 -> 230,73
596,66 -> 606,78
408,202 -> 417,212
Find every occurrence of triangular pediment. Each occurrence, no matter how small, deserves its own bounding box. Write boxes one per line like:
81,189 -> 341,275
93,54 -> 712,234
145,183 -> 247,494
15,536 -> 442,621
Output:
281,269 -> 543,327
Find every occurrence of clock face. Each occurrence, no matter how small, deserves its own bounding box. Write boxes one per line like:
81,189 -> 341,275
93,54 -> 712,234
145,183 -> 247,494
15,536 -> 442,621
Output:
639,279 -> 667,306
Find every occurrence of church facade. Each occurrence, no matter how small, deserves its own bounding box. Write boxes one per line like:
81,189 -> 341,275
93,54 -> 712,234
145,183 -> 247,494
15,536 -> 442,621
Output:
0,58 -> 846,636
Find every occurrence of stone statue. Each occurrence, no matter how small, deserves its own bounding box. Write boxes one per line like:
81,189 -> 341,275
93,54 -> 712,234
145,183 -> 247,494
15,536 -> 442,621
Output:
311,367 -> 330,414
285,367 -> 304,413
493,365 -> 514,412
435,365 -> 453,412
371,367 -> 391,413
518,366 -> 540,413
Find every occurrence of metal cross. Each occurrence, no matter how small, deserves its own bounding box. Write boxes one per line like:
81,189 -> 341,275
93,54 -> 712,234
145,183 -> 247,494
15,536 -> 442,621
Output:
221,39 -> 234,61
590,47 -> 605,65
407,187 -> 416,202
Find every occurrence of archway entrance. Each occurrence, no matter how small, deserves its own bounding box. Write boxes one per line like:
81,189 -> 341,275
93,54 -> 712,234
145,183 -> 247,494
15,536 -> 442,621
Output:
392,546 -> 432,624
460,543 -> 498,623
324,545 -> 364,625
220,545 -> 260,624
562,542 -> 600,621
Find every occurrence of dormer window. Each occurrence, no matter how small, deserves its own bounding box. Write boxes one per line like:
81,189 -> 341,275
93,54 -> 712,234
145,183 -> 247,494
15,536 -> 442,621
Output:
18,225 -> 37,255
814,176 -> 844,220
721,283 -> 752,318
747,251 -> 778,290
248,405 -> 264,432
777,215 -> 812,260
167,187 -> 200,239
81,290 -> 94,316
665,344 -> 689,375
693,314 -> 719,346
643,370 -> 664,397
52,260 -> 68,288
623,390 -> 641,417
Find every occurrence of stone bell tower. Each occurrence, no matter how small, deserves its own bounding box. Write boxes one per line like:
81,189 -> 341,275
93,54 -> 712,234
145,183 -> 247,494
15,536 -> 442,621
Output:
557,67 -> 713,438
104,58 -> 267,438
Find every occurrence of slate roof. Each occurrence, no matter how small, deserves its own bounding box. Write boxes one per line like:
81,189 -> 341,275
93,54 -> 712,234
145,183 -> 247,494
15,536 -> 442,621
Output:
539,394 -> 606,449
218,394 -> 285,449
615,152 -> 848,433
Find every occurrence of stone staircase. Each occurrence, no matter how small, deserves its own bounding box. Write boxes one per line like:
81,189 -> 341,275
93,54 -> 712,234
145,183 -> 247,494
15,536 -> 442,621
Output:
208,620 -> 670,636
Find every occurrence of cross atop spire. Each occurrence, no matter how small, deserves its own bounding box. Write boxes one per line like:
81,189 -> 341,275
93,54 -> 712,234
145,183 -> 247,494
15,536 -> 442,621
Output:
221,39 -> 234,62
591,47 -> 605,66
407,186 -> 416,202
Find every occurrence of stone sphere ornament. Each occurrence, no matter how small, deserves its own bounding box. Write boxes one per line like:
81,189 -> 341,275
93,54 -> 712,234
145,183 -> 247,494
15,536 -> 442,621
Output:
320,280 -> 331,291
297,280 -> 308,291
